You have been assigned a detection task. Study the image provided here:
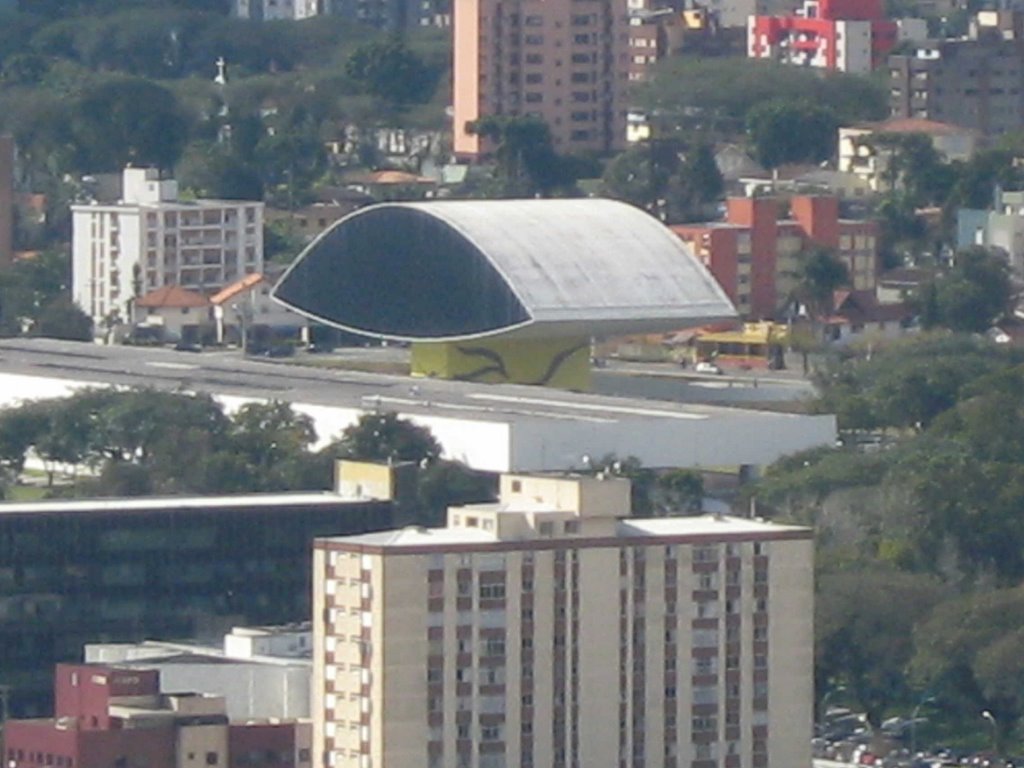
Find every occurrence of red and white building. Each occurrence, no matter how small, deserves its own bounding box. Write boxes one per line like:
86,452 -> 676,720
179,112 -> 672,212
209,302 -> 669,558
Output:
747,0 -> 921,73
4,663 -> 311,768
672,195 -> 879,318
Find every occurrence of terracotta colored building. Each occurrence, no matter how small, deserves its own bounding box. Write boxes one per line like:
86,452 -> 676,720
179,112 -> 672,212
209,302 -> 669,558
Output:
453,0 -> 629,157
672,195 -> 879,318
4,664 -> 311,768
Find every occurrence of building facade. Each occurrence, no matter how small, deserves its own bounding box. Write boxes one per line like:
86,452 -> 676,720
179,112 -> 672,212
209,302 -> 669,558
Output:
4,663 -> 312,768
672,195 -> 879,318
235,0 -> 448,27
0,492 -> 391,716
839,118 -> 978,193
234,0 -> 321,20
86,624 -> 313,721
453,0 -> 629,157
71,168 -> 264,331
748,0 -> 919,73
887,26 -> 1024,137
313,474 -> 814,768
958,188 -> 1024,276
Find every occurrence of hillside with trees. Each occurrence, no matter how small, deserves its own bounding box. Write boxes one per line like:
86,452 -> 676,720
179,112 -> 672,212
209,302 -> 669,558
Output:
752,334 -> 1024,750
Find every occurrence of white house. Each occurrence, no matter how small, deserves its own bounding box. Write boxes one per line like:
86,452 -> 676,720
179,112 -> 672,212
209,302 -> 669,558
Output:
71,167 -> 263,334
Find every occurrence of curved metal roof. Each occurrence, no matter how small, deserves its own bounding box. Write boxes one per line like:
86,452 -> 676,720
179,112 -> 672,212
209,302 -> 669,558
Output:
271,198 -> 736,341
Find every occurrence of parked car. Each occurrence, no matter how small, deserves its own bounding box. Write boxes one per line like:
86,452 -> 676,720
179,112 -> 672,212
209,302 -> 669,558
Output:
694,361 -> 723,375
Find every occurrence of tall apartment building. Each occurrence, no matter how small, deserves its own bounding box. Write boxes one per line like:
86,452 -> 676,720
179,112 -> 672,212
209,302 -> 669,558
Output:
748,0 -> 924,73
71,168 -> 263,330
888,15 -> 1024,137
0,135 -> 12,268
313,473 -> 813,768
672,195 -> 878,318
453,0 -> 629,157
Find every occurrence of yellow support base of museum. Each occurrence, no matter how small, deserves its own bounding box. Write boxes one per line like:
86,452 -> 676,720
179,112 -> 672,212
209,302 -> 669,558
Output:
410,336 -> 591,391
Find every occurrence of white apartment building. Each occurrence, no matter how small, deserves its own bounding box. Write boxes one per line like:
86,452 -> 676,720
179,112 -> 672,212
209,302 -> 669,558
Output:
235,0 -> 322,19
71,168 -> 263,330
313,473 -> 813,768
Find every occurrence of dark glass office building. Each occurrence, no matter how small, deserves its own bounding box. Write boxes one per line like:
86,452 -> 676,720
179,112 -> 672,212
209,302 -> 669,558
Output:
0,493 -> 392,715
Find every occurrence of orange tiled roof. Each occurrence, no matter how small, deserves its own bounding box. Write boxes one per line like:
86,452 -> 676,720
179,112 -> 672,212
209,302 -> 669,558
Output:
855,117 -> 973,136
135,285 -> 210,309
210,273 -> 265,305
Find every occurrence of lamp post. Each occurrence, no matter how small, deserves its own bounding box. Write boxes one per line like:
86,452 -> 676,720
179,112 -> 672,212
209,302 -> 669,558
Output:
981,710 -> 998,756
910,694 -> 935,756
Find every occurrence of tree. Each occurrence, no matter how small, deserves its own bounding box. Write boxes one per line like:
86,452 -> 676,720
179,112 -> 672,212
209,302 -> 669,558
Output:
328,412 -> 441,464
176,141 -> 263,200
345,37 -> 438,105
602,141 -> 724,223
746,100 -> 837,170
467,115 -> 581,197
926,247 -> 1012,333
0,406 -> 48,474
912,586 -> 1024,751
70,76 -> 189,171
416,460 -> 497,525
634,58 -> 885,145
655,469 -> 704,514
228,400 -> 319,491
790,247 -> 849,356
33,296 -> 93,341
817,567 -> 942,727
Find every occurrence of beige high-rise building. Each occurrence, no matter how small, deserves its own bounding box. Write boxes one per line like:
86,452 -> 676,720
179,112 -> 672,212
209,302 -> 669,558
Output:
313,473 -> 813,768
453,0 -> 630,157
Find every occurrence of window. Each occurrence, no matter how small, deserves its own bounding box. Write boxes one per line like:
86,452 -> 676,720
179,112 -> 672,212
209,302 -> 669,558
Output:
538,521 -> 554,535
525,34 -> 543,44
564,521 -> 579,534
525,73 -> 543,84
525,93 -> 543,103
525,14 -> 543,25
480,583 -> 506,600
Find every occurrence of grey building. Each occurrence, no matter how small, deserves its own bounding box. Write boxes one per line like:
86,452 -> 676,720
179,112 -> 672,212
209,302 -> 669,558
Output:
86,624 -> 313,721
235,0 -> 448,28
888,25 -> 1024,137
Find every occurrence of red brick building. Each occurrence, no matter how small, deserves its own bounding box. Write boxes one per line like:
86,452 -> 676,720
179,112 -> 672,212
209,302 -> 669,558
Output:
4,665 -> 311,768
672,195 -> 879,318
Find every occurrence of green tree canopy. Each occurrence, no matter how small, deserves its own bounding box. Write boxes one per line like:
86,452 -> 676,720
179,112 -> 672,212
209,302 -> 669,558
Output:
924,247 -> 1012,334
746,100 -> 837,170
467,115 -> 581,197
70,76 -> 189,171
328,412 -> 442,465
817,567 -> 943,727
345,37 -> 439,105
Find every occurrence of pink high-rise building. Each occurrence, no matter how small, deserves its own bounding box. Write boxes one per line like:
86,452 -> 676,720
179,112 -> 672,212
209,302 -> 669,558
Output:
453,0 -> 630,157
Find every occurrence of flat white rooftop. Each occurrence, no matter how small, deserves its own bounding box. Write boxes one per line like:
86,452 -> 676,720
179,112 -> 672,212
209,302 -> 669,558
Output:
325,513 -> 809,549
0,339 -> 836,473
0,492 -> 370,517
